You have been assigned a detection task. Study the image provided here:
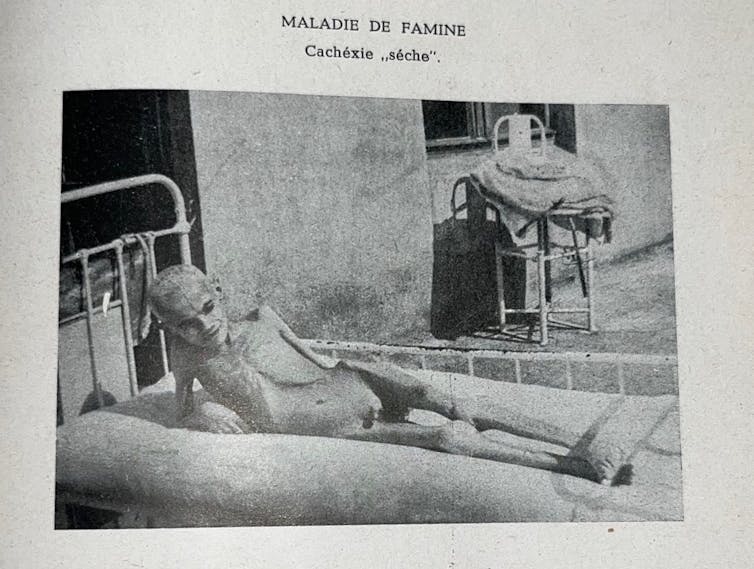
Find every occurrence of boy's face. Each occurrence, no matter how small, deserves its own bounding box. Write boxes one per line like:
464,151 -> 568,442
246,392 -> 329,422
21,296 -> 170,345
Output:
157,277 -> 229,349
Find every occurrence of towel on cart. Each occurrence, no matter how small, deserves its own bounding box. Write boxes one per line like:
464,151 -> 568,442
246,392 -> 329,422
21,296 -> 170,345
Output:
470,146 -> 615,240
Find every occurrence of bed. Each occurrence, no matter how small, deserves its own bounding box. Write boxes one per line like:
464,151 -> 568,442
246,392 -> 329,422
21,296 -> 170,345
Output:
56,176 -> 682,527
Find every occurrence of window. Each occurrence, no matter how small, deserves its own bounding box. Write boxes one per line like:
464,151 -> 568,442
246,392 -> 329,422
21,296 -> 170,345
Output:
421,102 -> 575,153
421,101 -> 487,147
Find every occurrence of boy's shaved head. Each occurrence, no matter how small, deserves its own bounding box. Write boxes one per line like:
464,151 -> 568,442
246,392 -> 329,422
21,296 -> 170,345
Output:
148,265 -> 211,322
148,265 -> 229,348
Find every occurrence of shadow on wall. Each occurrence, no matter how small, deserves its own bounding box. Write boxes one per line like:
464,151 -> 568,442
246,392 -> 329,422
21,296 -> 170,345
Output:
190,93 -> 435,345
430,177 -> 527,339
287,267 -> 432,344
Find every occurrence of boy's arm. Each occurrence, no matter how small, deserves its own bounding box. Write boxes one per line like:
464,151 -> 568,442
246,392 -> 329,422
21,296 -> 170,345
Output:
258,305 -> 339,369
171,342 -> 249,434
171,348 -> 196,422
173,364 -> 194,423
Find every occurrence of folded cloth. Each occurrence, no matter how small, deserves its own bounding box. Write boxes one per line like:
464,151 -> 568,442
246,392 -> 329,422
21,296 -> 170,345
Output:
470,146 -> 615,240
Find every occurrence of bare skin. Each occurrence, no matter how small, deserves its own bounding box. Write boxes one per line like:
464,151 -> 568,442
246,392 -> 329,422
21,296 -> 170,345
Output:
149,266 -> 618,484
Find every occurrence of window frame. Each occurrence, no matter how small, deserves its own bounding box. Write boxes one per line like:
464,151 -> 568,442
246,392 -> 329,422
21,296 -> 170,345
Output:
423,102 -> 555,151
423,101 -> 489,149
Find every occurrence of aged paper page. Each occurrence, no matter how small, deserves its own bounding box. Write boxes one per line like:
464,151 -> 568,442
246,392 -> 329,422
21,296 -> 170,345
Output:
1,0 -> 752,567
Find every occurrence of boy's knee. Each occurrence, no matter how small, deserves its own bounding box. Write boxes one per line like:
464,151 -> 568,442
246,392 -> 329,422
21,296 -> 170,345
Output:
438,420 -> 478,453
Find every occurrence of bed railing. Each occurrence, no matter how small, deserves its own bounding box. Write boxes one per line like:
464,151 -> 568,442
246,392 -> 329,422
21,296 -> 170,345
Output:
60,174 -> 192,410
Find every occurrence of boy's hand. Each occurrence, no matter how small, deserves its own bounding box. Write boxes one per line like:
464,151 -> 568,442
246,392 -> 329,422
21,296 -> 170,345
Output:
179,402 -> 250,434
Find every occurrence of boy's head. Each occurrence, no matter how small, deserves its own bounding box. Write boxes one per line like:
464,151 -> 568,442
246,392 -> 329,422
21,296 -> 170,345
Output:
148,265 -> 229,349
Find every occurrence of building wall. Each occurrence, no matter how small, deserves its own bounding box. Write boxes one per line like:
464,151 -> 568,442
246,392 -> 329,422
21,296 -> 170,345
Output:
189,91 -> 433,342
574,104 -> 673,257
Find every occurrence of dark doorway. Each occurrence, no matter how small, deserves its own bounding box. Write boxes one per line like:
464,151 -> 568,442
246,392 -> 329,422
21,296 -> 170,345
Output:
61,90 -> 205,270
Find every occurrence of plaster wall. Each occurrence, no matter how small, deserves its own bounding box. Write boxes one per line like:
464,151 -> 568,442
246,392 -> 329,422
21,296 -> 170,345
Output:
190,91 -> 433,342
574,104 -> 673,256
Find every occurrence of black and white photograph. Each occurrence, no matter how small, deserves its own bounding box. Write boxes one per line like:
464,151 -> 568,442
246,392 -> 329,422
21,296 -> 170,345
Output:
4,1 -> 754,567
55,90 -> 681,528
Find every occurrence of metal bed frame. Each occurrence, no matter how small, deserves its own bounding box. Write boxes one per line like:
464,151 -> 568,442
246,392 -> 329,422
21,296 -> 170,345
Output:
60,174 -> 192,411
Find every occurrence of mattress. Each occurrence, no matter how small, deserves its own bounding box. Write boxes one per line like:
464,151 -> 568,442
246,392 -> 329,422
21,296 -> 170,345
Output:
55,370 -> 682,526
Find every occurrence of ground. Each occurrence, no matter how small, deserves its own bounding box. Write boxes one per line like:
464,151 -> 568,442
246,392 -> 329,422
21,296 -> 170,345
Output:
418,240 -> 678,355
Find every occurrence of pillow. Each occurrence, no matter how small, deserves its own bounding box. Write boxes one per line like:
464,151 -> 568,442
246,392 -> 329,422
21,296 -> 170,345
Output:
569,394 -> 678,484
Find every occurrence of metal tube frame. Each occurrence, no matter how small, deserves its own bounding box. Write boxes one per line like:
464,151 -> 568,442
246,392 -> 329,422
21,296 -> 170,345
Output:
492,214 -> 597,345
146,232 -> 171,377
79,254 -> 104,408
60,174 -> 192,410
469,128 -> 602,345
491,114 -> 548,156
114,241 -> 139,397
61,174 -> 191,264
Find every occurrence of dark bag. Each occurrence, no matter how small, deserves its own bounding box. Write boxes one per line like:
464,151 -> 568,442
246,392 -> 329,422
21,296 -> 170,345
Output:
430,177 -> 526,339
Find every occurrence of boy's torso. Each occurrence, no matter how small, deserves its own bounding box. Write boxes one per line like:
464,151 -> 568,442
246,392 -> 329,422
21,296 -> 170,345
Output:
175,311 -> 381,435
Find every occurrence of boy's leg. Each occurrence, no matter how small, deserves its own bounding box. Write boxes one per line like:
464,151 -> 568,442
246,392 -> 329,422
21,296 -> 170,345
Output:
340,360 -> 582,448
340,420 -> 597,482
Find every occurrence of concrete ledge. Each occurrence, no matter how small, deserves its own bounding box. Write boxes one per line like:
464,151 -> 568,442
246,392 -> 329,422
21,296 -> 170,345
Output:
310,339 -> 678,396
